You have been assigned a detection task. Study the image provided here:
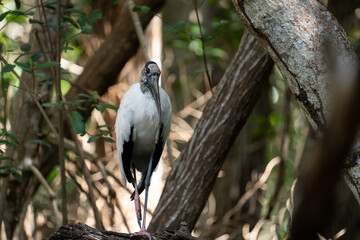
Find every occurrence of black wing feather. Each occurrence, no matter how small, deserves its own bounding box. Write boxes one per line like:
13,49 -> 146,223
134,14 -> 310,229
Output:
122,125 -> 134,183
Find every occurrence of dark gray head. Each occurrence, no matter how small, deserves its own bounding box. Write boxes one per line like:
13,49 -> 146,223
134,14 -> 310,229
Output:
140,61 -> 161,117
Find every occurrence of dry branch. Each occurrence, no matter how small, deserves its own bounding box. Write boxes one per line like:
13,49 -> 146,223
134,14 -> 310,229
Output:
45,222 -> 203,240
232,0 -> 360,203
148,31 -> 274,232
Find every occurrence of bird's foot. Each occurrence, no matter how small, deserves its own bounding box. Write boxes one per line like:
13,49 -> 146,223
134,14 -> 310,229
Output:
132,227 -> 152,240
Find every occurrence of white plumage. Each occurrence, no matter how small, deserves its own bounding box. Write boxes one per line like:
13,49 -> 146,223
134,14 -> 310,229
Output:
115,82 -> 171,184
114,61 -> 171,233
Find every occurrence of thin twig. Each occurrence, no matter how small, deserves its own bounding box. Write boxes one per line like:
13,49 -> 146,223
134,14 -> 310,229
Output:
55,0 -> 67,225
40,0 -> 55,59
126,0 -> 149,61
193,0 -> 213,92
29,165 -> 61,228
223,157 -> 281,223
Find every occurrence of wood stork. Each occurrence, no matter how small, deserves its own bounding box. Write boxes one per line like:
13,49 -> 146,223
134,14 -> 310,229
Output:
115,61 -> 171,235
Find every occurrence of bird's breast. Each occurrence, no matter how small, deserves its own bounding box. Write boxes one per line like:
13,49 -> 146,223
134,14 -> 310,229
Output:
132,95 -> 160,148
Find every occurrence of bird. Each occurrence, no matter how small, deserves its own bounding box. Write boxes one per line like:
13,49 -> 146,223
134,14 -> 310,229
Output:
115,61 -> 172,236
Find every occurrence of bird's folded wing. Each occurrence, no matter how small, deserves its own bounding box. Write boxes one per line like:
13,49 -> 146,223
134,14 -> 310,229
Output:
115,103 -> 135,185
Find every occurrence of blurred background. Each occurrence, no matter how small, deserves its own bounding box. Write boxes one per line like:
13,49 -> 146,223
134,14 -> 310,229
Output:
0,0 -> 360,239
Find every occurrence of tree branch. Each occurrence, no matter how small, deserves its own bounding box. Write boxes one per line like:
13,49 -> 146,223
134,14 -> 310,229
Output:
55,0 -> 67,225
232,0 -> 360,203
29,165 -> 61,228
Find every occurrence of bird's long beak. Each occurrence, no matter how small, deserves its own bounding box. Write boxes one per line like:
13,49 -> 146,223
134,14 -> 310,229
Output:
149,74 -> 161,119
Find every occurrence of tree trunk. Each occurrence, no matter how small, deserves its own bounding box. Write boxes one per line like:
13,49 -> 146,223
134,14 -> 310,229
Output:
232,0 -> 360,203
148,31 -> 274,232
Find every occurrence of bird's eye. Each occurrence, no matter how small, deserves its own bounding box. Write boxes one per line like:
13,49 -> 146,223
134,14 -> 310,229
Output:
146,67 -> 150,74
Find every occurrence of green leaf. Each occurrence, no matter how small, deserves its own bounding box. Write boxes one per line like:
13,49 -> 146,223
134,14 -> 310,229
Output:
15,62 -> 32,73
95,104 -> 104,113
0,139 -> 16,149
70,111 -> 86,136
37,130 -> 49,137
102,137 -> 114,143
61,46 -> 74,51
30,53 -> 45,62
42,102 -> 61,108
100,130 -> 108,136
65,8 -> 86,16
63,15 -> 79,29
4,131 -> 19,144
47,167 -> 58,183
28,139 -> 51,148
44,0 -> 57,7
20,43 -> 31,52
35,61 -> 60,69
0,156 -> 13,161
35,72 -> 46,78
2,64 -> 15,73
61,79 -> 71,95
88,9 -> 102,24
98,124 -> 112,129
5,10 -> 26,23
269,113 -> 281,127
38,79 -> 53,86
0,11 -> 10,21
100,103 -> 118,111
78,93 -> 97,102
0,10 -> 25,22
11,169 -> 23,183
13,53 -> 24,63
0,164 -> 14,170
132,6 -> 150,14
72,99 -> 87,106
29,18 -> 44,25
28,57 -> 34,67
87,135 -> 100,143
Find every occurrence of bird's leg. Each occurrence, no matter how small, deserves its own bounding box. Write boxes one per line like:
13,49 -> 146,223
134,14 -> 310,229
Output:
142,152 -> 154,231
132,168 -> 142,229
133,152 -> 154,239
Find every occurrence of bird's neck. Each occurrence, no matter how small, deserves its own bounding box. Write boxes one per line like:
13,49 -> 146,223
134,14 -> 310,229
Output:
140,82 -> 148,94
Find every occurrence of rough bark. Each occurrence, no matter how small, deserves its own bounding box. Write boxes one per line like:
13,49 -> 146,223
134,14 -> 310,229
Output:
45,222 -> 203,240
232,0 -> 360,203
65,0 -> 165,119
148,31 -> 274,232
